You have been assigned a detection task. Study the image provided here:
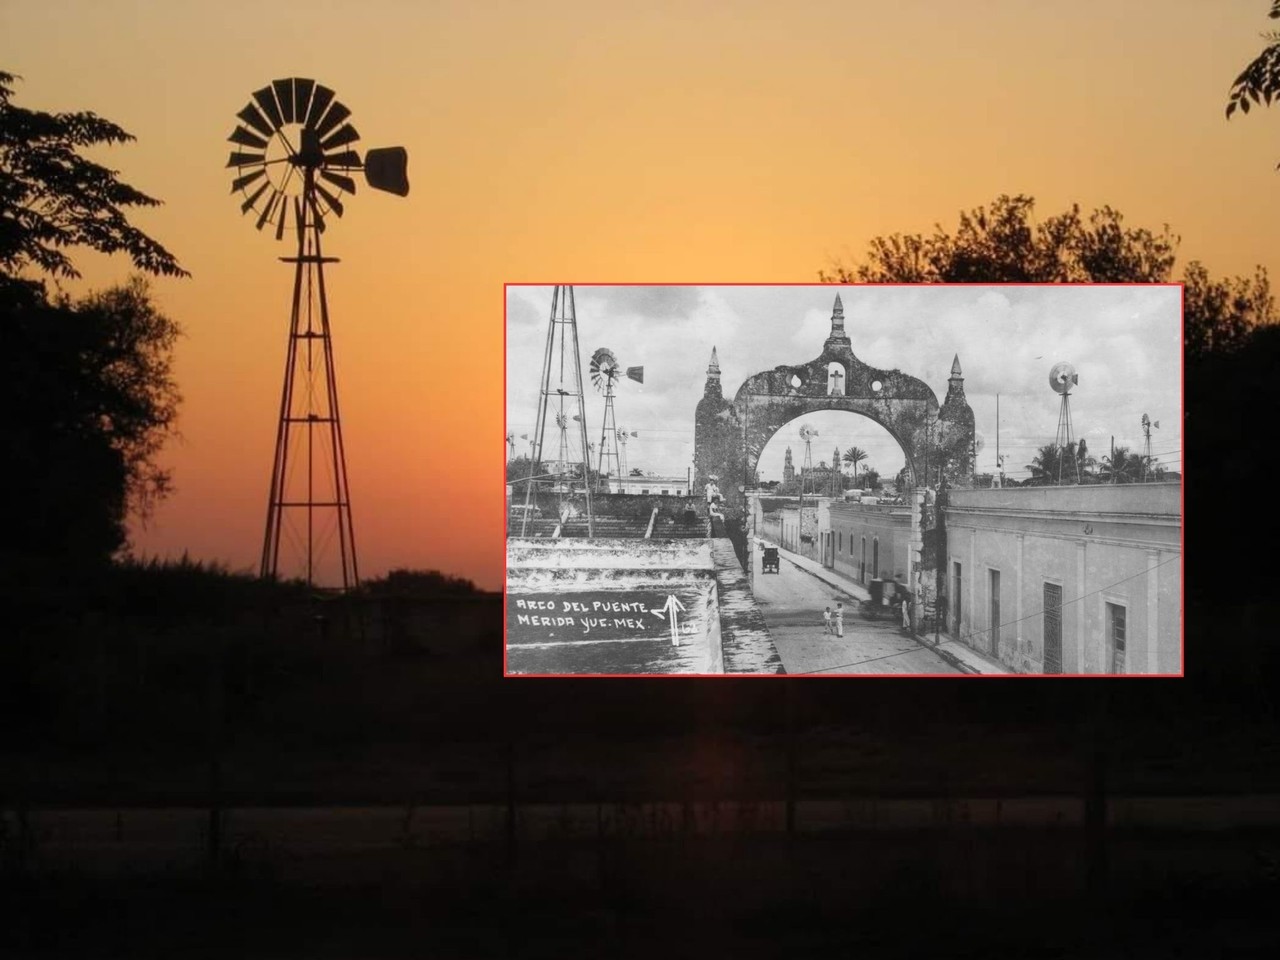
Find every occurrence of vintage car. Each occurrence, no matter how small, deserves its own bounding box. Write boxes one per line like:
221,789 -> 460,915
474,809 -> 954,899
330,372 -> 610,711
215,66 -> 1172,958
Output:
761,546 -> 780,574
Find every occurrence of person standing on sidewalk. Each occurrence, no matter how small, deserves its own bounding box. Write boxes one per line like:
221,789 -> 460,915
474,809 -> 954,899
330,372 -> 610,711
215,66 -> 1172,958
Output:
834,602 -> 844,638
823,606 -> 833,636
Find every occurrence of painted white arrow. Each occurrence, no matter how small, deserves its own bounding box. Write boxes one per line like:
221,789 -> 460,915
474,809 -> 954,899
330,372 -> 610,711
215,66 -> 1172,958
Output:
651,594 -> 687,646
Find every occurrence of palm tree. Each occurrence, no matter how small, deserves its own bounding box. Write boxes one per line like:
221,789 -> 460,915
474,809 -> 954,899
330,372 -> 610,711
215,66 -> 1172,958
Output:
843,446 -> 868,485
1099,445 -> 1142,484
1025,441 -> 1093,485
1226,2 -> 1280,169
1025,443 -> 1062,486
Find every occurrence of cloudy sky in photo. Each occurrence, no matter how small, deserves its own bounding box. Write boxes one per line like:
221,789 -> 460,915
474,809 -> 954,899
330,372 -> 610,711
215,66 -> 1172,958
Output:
506,285 -> 1182,485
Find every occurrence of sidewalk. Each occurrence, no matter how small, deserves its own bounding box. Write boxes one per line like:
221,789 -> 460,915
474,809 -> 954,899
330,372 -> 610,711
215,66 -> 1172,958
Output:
757,539 -> 1013,676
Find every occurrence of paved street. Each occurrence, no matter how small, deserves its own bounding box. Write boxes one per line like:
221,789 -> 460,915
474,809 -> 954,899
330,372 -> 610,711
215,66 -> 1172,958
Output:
750,553 -> 961,675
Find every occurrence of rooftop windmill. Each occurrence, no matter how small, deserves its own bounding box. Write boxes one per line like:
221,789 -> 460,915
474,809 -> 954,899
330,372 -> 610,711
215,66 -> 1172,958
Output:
228,78 -> 408,588
589,348 -> 643,494
1048,361 -> 1079,485
1141,413 -> 1160,481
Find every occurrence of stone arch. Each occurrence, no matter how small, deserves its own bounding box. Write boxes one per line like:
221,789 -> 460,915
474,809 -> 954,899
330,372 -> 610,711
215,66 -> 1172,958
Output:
692,293 -> 975,609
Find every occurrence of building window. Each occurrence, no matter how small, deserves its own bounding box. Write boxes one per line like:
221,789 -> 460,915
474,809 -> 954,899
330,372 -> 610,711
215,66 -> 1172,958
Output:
1106,602 -> 1127,674
1043,582 -> 1063,674
641,488 -> 649,495
661,489 -> 669,495
839,532 -> 843,552
872,537 -> 879,579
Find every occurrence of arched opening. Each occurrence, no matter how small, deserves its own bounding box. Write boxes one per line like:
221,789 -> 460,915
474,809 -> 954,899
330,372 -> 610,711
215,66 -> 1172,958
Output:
754,411 -> 909,499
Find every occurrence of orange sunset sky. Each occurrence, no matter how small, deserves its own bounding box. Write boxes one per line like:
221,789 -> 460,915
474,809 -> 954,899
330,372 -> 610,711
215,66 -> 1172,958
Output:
3,1 -> 1277,590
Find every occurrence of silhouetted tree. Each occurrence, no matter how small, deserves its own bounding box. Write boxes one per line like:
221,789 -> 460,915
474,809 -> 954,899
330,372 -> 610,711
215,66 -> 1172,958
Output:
821,195 -> 1178,284
1183,261 -> 1276,360
822,194 -> 1275,362
1225,2 -> 1280,169
0,71 -> 188,299
1,71 -> 186,564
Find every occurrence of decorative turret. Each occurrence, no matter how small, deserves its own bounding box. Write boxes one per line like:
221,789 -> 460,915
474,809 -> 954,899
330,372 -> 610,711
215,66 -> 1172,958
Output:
824,292 -> 851,349
783,446 -> 795,483
704,346 -> 721,398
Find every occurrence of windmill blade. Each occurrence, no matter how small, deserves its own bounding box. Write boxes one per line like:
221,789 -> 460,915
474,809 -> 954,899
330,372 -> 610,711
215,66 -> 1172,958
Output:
255,190 -> 279,230
323,149 -> 363,169
292,78 -> 315,126
275,196 -> 289,241
319,170 -> 357,195
304,84 -> 335,129
228,125 -> 269,149
240,181 -> 271,214
272,79 -> 295,123
626,366 -> 644,384
364,146 -> 409,196
252,86 -> 284,129
230,168 -> 267,194
315,183 -> 345,218
226,150 -> 266,168
313,99 -> 351,139
237,102 -> 275,138
320,123 -> 360,152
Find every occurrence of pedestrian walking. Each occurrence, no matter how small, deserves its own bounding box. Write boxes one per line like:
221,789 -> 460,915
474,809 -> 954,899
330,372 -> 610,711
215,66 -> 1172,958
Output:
834,602 -> 844,638
823,606 -> 833,635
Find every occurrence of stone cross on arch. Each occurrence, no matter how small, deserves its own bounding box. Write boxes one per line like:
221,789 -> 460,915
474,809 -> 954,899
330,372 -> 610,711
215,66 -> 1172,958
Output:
828,365 -> 845,396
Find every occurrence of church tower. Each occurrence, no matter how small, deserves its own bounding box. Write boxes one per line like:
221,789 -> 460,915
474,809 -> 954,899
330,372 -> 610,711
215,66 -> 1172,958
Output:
694,345 -> 736,492
937,353 -> 976,481
783,446 -> 795,483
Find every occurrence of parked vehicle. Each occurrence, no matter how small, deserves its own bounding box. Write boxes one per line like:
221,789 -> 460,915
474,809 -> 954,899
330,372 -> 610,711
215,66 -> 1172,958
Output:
761,546 -> 780,574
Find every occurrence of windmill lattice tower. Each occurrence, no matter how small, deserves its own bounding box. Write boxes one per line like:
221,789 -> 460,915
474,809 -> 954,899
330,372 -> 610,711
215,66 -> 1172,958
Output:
522,286 -> 594,536
617,429 -> 638,483
227,78 -> 409,588
1049,362 -> 1080,486
797,424 -> 818,514
1141,413 -> 1159,481
589,348 -> 644,495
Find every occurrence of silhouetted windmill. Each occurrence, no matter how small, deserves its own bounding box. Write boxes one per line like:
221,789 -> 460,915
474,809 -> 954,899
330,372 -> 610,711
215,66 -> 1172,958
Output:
228,77 -> 409,588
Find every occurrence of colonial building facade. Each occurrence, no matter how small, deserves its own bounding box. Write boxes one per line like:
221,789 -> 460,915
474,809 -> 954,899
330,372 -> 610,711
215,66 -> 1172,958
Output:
943,484 -> 1180,675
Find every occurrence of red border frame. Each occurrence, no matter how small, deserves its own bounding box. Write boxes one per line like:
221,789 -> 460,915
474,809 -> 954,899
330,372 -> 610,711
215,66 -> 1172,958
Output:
504,282 -> 1185,680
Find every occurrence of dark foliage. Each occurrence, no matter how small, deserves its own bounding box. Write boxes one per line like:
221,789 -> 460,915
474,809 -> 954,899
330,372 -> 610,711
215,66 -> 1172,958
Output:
1225,3 -> 1280,168
0,70 -> 188,290
1,71 -> 187,563
1,277 -> 181,562
821,195 -> 1178,284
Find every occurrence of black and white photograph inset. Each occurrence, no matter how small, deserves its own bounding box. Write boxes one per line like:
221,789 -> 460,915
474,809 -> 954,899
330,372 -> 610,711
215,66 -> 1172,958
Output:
505,285 -> 1183,677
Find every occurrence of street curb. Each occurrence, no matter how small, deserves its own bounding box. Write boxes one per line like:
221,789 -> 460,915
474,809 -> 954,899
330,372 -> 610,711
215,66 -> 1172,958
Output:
914,640 -> 981,675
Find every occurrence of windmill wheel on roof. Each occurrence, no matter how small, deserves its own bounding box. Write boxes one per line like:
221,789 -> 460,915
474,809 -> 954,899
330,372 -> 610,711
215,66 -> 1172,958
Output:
226,78 -> 409,239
